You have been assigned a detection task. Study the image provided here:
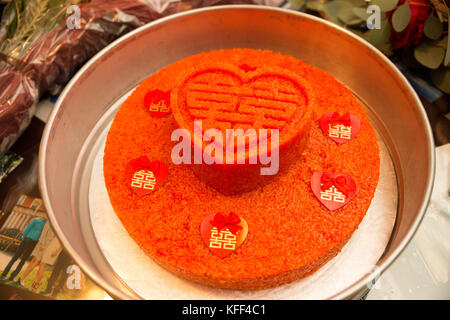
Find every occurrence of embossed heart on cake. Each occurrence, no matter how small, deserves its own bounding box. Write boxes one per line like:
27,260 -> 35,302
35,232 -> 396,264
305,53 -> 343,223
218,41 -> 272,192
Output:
172,63 -> 310,137
170,64 -> 314,194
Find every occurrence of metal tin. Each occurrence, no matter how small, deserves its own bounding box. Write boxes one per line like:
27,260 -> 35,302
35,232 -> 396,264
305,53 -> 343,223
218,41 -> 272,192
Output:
39,6 -> 435,299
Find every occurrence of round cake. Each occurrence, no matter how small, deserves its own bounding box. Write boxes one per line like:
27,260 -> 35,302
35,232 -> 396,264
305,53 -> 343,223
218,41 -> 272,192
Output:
103,49 -> 380,290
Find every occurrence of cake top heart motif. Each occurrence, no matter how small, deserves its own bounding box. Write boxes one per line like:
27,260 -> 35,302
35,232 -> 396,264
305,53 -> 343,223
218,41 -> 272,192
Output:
170,63 -> 314,158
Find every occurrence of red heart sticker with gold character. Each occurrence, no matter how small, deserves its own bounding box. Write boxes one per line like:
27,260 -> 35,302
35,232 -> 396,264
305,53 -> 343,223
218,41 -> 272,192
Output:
200,213 -> 248,259
125,156 -> 168,197
144,89 -> 171,118
311,171 -> 357,211
319,112 -> 360,144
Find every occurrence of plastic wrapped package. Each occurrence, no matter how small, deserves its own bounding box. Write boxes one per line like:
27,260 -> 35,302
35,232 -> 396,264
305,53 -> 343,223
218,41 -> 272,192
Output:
0,0 -> 256,156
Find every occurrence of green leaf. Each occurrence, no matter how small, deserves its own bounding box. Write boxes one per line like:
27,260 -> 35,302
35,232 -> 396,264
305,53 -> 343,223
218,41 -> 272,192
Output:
414,42 -> 445,69
370,0 -> 400,12
306,0 -> 324,11
391,2 -> 411,32
323,0 -> 353,24
431,67 -> 450,94
424,14 -> 443,40
367,19 -> 391,49
347,0 -> 368,6
352,7 -> 371,21
289,0 -> 306,10
338,8 -> 364,26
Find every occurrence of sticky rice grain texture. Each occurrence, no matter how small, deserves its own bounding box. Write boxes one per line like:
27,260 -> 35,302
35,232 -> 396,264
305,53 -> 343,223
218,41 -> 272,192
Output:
103,49 -> 380,290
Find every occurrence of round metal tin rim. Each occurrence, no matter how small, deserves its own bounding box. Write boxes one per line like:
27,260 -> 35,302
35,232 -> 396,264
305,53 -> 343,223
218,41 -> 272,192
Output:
38,5 -> 435,300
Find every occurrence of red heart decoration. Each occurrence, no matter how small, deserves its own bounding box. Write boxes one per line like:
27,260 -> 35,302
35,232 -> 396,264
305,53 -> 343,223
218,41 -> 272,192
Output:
311,171 -> 357,211
319,112 -> 360,144
144,89 -> 171,118
200,213 -> 248,259
125,156 -> 169,197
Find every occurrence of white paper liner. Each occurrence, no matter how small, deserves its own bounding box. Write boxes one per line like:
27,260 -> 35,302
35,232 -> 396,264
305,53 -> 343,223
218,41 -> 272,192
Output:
89,135 -> 397,299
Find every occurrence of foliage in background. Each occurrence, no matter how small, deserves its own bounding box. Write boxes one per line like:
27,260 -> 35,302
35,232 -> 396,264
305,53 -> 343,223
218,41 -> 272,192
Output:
289,0 -> 450,93
0,0 -> 88,61
0,151 -> 22,184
